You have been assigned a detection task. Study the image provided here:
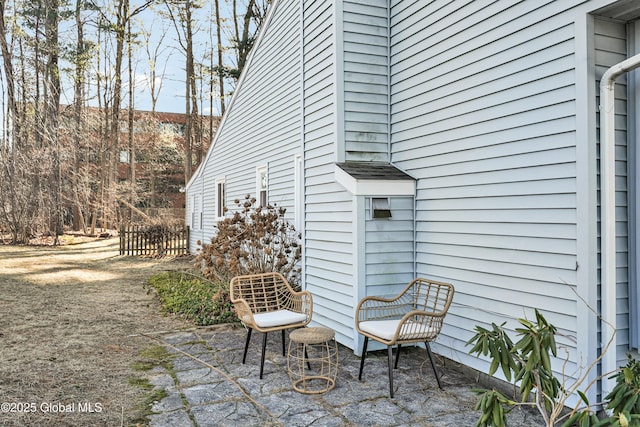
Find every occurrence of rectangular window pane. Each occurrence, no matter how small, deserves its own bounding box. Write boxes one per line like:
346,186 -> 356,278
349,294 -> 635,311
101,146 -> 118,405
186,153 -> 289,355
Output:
257,167 -> 267,207
216,181 -> 225,217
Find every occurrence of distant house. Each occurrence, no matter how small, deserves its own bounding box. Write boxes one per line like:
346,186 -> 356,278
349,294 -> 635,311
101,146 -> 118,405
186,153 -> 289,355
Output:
59,106 -> 219,218
186,0 -> 640,401
114,110 -> 218,212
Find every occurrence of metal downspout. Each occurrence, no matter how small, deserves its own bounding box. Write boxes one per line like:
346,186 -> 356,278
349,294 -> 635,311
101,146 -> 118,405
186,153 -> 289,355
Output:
599,52 -> 640,395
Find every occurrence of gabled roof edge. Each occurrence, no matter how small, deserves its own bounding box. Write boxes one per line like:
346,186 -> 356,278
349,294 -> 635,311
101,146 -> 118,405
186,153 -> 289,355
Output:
186,0 -> 283,191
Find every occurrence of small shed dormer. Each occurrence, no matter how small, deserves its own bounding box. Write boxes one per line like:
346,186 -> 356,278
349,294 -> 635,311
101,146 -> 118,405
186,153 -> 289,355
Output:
334,161 -> 416,354
334,162 -> 415,196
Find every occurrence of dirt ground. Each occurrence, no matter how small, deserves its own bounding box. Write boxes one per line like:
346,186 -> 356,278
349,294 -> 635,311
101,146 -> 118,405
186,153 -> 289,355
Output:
0,237 -> 192,426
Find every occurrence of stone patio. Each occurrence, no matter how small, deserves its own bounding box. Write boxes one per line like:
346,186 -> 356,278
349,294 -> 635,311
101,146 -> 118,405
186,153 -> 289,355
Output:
146,324 -> 544,427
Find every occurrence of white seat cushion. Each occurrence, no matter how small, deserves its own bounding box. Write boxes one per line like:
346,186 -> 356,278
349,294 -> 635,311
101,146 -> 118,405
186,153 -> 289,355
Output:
359,319 -> 437,341
253,310 -> 308,328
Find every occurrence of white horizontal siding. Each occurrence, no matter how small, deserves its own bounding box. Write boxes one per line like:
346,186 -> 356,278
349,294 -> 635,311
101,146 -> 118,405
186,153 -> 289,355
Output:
343,0 -> 389,162
303,0 -> 355,347
391,0 -> 575,81
390,0 -> 583,381
365,196 -> 414,296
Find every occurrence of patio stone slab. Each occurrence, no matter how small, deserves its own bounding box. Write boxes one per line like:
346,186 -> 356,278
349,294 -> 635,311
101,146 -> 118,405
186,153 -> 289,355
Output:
148,409 -> 193,427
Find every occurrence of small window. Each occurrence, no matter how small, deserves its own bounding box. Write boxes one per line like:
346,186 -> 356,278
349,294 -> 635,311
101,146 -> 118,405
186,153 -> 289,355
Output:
257,166 -> 267,207
371,197 -> 392,219
216,179 -> 225,218
119,150 -> 129,163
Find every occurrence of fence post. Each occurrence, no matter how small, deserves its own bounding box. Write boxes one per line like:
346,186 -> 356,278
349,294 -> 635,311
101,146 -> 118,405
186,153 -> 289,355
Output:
186,226 -> 190,254
119,225 -> 124,255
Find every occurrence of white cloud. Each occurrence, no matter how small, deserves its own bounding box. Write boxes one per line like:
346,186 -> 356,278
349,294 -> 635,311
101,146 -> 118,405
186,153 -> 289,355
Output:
134,73 -> 161,94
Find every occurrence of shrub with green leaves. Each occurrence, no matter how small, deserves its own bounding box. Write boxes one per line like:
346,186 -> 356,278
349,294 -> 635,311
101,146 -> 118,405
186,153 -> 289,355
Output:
601,356 -> 640,427
147,271 -> 236,325
467,309 -> 640,427
560,355 -> 640,427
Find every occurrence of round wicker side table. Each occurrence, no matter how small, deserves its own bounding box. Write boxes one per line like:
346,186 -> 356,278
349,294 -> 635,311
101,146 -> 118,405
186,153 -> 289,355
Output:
287,327 -> 338,394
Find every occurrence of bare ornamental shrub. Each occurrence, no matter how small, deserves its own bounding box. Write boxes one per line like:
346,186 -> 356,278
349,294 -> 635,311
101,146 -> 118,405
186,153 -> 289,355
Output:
141,221 -> 180,257
196,195 -> 302,289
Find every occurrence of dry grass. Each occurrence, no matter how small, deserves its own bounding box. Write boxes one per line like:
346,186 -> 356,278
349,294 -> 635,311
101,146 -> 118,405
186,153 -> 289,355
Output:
0,238 -> 190,426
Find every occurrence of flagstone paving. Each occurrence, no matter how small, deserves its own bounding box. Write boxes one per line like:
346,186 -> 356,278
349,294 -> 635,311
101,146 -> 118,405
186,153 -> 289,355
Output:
146,325 -> 544,427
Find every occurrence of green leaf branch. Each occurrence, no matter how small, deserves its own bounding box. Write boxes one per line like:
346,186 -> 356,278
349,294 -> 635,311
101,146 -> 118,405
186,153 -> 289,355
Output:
467,309 -> 639,427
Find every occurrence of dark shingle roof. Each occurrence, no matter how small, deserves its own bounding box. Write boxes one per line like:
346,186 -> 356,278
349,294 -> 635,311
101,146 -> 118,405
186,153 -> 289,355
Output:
335,162 -> 414,181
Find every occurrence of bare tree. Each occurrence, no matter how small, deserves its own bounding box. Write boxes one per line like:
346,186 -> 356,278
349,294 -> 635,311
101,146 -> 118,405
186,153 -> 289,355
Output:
163,0 -> 202,185
139,16 -> 171,114
127,14 -> 136,220
0,27 -> 40,243
67,0 -> 99,232
214,0 -> 225,115
226,0 -> 269,81
0,0 -> 65,242
139,16 -> 172,206
98,0 -> 155,227
0,0 -> 19,147
0,0 -> 259,243
43,0 -> 63,243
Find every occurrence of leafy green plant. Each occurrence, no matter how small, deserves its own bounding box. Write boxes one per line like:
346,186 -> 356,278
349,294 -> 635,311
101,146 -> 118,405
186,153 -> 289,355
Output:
606,356 -> 640,414
467,310 -> 640,426
561,356 -> 640,427
468,309 -> 560,426
147,271 -> 236,325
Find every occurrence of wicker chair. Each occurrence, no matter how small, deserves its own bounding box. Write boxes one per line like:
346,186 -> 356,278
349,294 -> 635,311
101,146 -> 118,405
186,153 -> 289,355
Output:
230,272 -> 312,379
355,278 -> 454,398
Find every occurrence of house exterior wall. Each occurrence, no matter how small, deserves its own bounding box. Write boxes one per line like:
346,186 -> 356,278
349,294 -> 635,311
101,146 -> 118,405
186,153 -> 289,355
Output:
343,0 -> 389,162
186,0 -> 302,253
364,196 -> 415,295
302,0 -> 356,345
303,0 -> 418,348
187,0 -> 638,399
187,0 -> 402,350
388,0 -> 599,380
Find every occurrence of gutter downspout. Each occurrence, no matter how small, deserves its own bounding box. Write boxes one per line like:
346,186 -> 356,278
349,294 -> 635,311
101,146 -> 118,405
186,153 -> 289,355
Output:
599,52 -> 640,396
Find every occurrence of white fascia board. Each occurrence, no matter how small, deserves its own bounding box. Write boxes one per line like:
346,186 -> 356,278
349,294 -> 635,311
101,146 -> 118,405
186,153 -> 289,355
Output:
334,164 -> 415,196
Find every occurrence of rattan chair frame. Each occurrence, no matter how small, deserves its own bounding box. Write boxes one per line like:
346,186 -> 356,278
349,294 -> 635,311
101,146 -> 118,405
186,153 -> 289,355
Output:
355,277 -> 454,397
230,272 -> 312,379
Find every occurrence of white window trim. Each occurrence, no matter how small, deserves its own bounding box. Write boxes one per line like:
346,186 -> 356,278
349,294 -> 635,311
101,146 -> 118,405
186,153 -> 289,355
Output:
190,195 -> 196,228
256,165 -> 268,207
216,177 -> 226,220
199,193 -> 203,230
191,194 -> 199,230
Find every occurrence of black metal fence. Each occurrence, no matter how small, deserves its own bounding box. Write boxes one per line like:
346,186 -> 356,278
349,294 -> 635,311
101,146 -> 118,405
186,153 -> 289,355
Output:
119,224 -> 190,256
